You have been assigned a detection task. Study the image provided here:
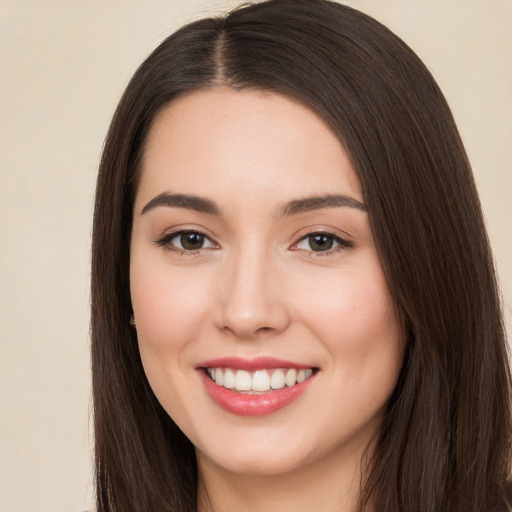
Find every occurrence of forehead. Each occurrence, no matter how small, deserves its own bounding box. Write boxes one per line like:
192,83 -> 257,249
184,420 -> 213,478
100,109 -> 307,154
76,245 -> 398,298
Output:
137,87 -> 362,207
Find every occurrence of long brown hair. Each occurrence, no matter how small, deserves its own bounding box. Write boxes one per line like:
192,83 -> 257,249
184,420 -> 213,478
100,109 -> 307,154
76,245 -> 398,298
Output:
91,1 -> 512,510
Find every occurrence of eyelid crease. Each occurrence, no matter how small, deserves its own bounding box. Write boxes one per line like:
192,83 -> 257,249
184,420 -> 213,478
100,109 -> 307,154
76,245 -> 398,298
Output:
291,224 -> 354,245
154,229 -> 218,249
292,231 -> 354,252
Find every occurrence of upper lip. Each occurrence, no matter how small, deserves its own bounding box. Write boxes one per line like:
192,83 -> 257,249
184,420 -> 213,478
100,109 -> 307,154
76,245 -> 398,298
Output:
196,357 -> 316,372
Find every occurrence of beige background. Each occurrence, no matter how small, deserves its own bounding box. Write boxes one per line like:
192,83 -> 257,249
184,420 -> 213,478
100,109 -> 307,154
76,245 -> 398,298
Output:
0,1 -> 510,511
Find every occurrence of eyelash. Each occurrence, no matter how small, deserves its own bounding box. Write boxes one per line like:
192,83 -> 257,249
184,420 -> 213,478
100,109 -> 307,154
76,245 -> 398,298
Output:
292,231 -> 353,258
155,230 -> 216,256
154,230 -> 353,257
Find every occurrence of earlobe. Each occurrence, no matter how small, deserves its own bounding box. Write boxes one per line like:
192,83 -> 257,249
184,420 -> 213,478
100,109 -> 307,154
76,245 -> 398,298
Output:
130,314 -> 136,326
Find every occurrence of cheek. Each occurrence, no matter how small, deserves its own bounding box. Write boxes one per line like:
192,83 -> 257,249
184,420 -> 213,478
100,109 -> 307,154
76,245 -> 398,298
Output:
129,257 -> 214,363
297,263 -> 402,431
129,259 -> 216,422
292,259 -> 402,387
297,264 -> 397,343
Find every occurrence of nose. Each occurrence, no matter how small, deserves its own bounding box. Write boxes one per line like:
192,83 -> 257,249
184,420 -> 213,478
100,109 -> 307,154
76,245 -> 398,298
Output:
215,247 -> 290,339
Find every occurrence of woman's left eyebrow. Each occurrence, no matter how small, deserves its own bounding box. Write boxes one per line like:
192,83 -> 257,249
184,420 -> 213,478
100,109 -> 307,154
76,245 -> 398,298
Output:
277,194 -> 367,217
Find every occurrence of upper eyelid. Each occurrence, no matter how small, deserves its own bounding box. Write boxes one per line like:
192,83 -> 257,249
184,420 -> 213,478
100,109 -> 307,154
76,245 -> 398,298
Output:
293,232 -> 352,249
293,227 -> 352,244
157,230 -> 215,244
154,230 -> 218,255
156,226 -> 217,242
297,230 -> 343,240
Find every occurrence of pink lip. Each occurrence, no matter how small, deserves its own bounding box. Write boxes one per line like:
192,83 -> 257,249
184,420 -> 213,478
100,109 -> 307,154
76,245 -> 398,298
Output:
196,357 -> 317,417
197,356 -> 313,372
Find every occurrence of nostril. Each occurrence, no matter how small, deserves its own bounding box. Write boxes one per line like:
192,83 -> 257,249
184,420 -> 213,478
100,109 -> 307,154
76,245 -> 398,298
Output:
220,321 -> 277,336
255,326 -> 273,333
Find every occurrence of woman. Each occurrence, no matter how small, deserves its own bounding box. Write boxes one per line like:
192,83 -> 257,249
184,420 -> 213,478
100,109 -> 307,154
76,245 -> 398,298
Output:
91,0 -> 512,510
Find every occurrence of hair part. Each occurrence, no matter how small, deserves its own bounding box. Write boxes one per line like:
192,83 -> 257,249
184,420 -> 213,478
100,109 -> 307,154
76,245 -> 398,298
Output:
91,1 -> 512,510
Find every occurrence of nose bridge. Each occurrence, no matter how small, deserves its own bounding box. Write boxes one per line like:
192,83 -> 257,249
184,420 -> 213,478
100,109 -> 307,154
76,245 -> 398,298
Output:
216,241 -> 289,338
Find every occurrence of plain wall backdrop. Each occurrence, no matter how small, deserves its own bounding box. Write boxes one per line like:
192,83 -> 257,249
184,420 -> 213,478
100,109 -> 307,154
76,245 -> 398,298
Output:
0,1 -> 510,511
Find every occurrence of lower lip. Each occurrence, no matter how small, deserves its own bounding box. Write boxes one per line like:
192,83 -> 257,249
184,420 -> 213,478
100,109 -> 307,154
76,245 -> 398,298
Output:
199,370 -> 315,416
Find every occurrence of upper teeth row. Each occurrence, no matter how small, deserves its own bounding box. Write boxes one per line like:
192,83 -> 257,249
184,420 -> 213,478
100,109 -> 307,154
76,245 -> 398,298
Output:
207,368 -> 314,392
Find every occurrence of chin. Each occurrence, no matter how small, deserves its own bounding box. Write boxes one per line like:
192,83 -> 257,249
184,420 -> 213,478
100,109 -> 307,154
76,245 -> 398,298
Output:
198,445 -> 310,477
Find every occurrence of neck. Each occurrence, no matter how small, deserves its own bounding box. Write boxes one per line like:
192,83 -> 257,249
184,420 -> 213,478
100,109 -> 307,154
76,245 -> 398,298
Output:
196,440 -> 373,512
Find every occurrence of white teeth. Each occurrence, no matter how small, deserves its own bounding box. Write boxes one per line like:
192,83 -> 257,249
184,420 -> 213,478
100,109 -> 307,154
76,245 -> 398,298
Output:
224,369 -> 235,389
235,370 -> 252,391
207,367 -> 315,393
270,369 -> 285,389
285,368 -> 297,387
252,370 -> 271,391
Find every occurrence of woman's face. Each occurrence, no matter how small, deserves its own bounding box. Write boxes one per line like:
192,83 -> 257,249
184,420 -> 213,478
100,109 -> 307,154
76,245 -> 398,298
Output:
130,88 -> 403,477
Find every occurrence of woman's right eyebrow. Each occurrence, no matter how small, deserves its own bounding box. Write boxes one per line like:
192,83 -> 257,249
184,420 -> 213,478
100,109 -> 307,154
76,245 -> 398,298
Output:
141,192 -> 222,216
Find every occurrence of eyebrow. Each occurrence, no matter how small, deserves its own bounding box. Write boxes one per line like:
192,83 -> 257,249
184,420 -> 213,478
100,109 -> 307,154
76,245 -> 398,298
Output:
141,192 -> 222,216
278,194 -> 367,216
140,192 -> 367,216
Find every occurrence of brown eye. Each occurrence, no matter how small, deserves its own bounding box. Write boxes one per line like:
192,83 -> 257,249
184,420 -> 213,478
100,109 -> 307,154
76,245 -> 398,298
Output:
294,231 -> 352,254
307,234 -> 334,252
156,230 -> 217,252
179,232 -> 206,250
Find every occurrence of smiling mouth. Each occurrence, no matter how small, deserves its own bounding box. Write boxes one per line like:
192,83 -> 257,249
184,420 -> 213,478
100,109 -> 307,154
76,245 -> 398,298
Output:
203,367 -> 316,394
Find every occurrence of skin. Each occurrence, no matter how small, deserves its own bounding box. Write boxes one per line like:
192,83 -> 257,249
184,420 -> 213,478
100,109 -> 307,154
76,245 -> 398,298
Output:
130,88 -> 404,512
